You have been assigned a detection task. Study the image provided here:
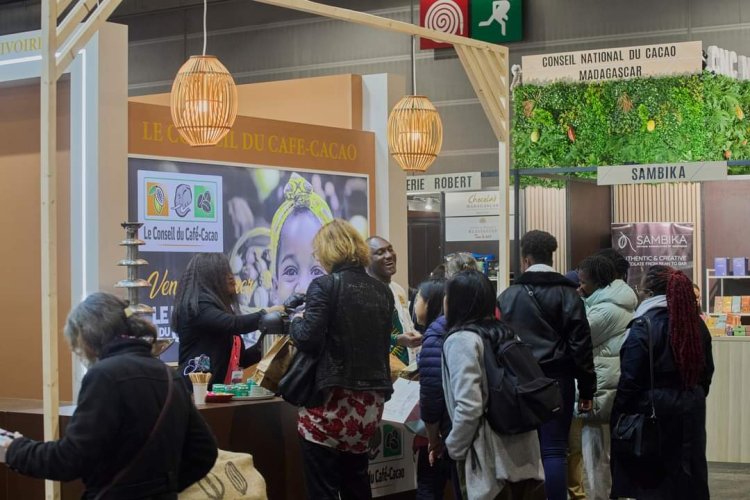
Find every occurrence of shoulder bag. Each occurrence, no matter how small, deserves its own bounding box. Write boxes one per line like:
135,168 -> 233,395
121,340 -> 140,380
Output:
278,273 -> 341,407
94,363 -> 175,500
611,316 -> 661,459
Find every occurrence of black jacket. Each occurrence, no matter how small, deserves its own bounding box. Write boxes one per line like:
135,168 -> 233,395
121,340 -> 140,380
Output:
497,271 -> 597,400
175,293 -> 265,387
610,307 -> 714,499
7,339 -> 217,499
290,264 -> 394,395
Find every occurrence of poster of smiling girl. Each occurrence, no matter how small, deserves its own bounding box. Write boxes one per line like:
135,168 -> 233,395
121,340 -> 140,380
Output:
128,156 -> 370,362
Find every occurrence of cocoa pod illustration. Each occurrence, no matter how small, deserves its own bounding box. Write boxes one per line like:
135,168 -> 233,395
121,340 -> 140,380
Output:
198,472 -> 226,500
225,460 -> 248,495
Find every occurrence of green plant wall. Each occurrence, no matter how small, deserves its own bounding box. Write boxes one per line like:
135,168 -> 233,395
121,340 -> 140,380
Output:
512,72 -> 750,186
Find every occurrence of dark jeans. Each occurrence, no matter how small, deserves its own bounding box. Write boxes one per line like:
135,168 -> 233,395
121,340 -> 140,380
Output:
415,445 -> 461,500
299,437 -> 371,500
537,376 -> 575,500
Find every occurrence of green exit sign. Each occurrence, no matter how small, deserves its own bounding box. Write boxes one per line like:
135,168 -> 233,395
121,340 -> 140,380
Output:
470,0 -> 523,44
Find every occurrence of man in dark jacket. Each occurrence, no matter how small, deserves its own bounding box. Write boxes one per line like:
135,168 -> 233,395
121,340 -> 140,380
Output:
497,230 -> 596,500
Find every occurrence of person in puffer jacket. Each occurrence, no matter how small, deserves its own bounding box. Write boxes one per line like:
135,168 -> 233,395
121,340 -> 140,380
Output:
416,252 -> 477,500
573,254 -> 637,500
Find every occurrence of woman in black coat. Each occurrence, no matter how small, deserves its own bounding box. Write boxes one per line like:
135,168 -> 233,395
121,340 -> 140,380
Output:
0,293 -> 217,499
610,266 -> 714,499
172,253 -> 284,387
289,219 -> 394,500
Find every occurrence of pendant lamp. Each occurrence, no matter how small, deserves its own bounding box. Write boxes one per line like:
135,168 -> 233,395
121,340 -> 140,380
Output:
387,2 -> 443,172
170,0 -> 238,147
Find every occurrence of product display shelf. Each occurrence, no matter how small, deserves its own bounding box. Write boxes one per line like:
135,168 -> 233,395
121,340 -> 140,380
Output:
704,268 -> 750,315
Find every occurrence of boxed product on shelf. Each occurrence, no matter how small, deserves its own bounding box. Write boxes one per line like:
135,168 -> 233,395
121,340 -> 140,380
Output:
727,313 -> 742,327
733,325 -> 747,337
733,257 -> 749,276
715,257 -> 731,276
709,328 -> 726,337
714,296 -> 725,313
723,296 -> 734,313
731,295 -> 742,314
742,296 -> 750,313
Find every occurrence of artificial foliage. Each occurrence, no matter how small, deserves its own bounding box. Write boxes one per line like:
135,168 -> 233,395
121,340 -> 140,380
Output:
512,72 -> 750,186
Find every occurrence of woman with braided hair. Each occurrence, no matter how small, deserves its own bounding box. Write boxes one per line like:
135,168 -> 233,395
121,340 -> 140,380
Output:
610,265 -> 714,499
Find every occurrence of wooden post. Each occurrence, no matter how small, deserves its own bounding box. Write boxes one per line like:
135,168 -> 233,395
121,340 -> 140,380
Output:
41,0 -> 61,498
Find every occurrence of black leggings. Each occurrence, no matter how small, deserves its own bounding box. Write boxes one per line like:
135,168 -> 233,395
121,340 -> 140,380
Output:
299,438 -> 372,500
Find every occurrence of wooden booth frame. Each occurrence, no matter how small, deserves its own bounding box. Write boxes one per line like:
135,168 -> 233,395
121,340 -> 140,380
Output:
39,2 -> 510,498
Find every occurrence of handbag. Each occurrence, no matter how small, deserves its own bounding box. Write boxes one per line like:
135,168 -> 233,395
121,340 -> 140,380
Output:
251,335 -> 295,392
94,363 -> 175,500
278,272 -> 341,407
611,316 -> 661,459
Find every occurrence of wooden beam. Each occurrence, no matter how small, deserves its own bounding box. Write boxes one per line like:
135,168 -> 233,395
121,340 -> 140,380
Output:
455,45 -> 504,141
56,0 -> 98,51
55,0 -> 122,77
41,1 -> 61,498
57,0 -> 75,14
253,0 -> 506,53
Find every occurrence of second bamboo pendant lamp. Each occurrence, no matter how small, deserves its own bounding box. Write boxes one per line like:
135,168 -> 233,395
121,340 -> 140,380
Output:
170,0 -> 238,147
387,9 -> 443,173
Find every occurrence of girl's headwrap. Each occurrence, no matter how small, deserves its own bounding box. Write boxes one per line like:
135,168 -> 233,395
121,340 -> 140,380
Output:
269,174 -> 333,277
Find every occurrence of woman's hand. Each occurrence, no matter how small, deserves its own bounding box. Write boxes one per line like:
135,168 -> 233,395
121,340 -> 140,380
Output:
427,438 -> 444,466
578,399 -> 593,413
0,429 -> 21,463
397,331 -> 422,348
266,305 -> 285,314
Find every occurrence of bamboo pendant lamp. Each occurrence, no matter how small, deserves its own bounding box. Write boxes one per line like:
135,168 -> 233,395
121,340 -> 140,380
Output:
170,0 -> 238,146
387,95 -> 443,172
387,1 -> 443,172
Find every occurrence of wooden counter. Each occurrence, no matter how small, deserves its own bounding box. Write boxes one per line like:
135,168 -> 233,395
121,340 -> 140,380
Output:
706,336 -> 750,463
0,397 -> 303,500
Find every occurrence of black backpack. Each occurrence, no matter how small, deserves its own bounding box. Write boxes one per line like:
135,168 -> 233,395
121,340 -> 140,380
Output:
463,321 -> 563,435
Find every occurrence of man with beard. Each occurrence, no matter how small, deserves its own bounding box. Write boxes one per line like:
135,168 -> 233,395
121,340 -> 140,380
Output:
366,236 -> 422,364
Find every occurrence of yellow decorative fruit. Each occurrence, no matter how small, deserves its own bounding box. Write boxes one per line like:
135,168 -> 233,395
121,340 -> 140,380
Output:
736,106 -> 745,121
724,150 -> 732,160
646,120 -> 656,132
530,129 -> 540,143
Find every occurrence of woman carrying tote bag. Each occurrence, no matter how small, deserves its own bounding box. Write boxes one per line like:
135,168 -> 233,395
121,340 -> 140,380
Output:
289,219 -> 394,500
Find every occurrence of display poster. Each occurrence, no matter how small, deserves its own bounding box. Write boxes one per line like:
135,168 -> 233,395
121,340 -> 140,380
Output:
444,189 -> 516,216
137,170 -> 223,253
446,216 -> 501,241
522,41 -> 702,84
367,422 -> 417,497
611,222 -> 694,288
129,156 -> 370,362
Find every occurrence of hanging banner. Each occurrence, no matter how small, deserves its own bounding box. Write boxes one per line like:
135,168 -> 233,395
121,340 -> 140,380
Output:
522,41 -> 702,84
129,156 -> 370,362
597,161 -> 727,185
611,222 -> 694,288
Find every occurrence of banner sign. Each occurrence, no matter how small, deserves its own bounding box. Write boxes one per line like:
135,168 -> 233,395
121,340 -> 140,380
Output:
420,0 -> 523,50
611,222 -> 694,288
368,422 -> 417,497
597,161 -> 727,185
444,190 -> 515,216
446,216 -> 501,241
406,171 -> 481,193
129,156 -> 370,362
522,41 -> 702,84
706,45 -> 750,80
137,170 -> 223,253
0,30 -> 41,63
